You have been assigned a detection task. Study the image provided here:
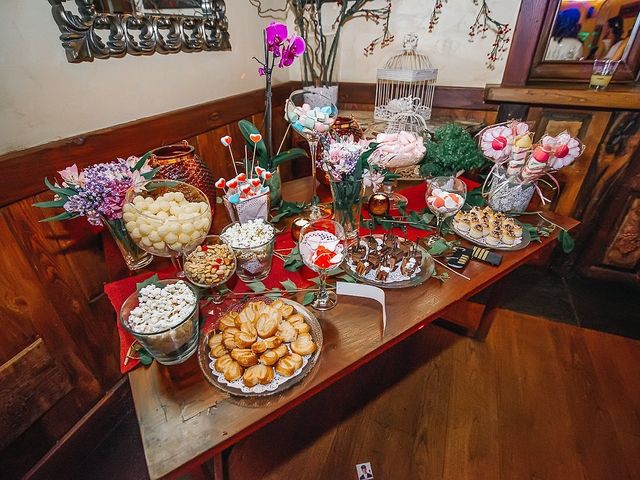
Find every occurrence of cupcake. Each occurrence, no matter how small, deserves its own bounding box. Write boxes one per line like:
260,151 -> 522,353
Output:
481,220 -> 491,237
469,223 -> 484,239
486,229 -> 501,246
501,227 -> 516,245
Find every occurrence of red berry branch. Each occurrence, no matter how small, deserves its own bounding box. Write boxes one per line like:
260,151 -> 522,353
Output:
426,0 -> 511,69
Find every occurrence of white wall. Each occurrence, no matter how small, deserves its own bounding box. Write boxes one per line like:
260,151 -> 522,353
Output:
302,0 -> 521,87
0,1 -> 286,155
0,0 -> 522,155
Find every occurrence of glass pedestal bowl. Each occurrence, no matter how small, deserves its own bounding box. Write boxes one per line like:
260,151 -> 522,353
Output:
123,180 -> 212,274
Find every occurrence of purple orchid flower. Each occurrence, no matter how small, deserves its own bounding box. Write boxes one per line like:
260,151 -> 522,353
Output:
265,22 -> 288,50
279,35 -> 306,68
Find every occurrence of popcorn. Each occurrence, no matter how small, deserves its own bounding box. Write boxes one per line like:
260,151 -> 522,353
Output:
126,281 -> 197,334
220,219 -> 275,249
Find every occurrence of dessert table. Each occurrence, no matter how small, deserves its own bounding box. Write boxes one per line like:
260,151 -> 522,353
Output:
127,176 -> 578,479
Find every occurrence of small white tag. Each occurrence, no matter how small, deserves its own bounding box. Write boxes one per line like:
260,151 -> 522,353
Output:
355,462 -> 374,479
336,282 -> 387,332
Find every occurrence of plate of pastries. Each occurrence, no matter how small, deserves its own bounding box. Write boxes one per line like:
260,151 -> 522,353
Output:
451,206 -> 531,251
198,297 -> 323,397
344,233 -> 435,289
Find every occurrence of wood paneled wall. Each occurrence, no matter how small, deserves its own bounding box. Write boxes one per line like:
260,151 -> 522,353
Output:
0,81 -> 498,477
0,84 -> 293,478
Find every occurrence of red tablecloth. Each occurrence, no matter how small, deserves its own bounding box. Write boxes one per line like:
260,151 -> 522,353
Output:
104,179 -> 479,372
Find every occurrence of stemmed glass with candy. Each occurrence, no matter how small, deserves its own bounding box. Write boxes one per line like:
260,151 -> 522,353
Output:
285,89 -> 338,220
299,219 -> 345,311
425,176 -> 467,245
123,180 -> 212,276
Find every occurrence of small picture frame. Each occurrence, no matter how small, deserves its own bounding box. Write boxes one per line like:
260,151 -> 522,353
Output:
355,462 -> 374,479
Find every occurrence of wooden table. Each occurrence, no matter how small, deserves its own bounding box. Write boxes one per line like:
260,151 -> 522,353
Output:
128,177 -> 578,479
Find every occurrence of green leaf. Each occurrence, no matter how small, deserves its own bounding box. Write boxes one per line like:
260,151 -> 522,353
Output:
464,186 -> 486,208
521,223 -> 541,242
558,230 -> 575,253
266,288 -> 283,299
137,347 -> 153,366
280,279 -> 298,292
427,238 -> 451,257
136,274 -> 161,293
39,211 -> 79,222
44,177 -> 76,197
309,276 -> 322,284
141,166 -> 161,180
397,200 -> 407,216
132,151 -> 153,172
271,200 -> 306,223
247,281 -> 267,293
272,148 -> 308,167
302,291 -> 315,306
145,180 -> 180,191
337,273 -> 357,283
33,198 -> 68,209
284,260 -> 304,272
238,119 -> 269,165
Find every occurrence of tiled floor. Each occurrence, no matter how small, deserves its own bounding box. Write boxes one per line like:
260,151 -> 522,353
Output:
75,268 -> 639,479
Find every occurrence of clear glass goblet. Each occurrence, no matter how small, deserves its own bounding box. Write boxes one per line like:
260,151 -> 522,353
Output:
285,89 -> 338,220
299,219 -> 345,311
124,180 -> 212,276
425,176 -> 467,245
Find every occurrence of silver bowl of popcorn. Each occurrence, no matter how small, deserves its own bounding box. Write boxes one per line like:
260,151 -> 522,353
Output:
120,279 -> 200,365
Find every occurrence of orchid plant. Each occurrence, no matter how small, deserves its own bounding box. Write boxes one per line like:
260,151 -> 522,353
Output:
254,21 -> 306,158
250,0 -> 394,87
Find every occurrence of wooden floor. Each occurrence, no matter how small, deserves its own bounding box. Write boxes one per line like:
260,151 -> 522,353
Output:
226,305 -> 640,480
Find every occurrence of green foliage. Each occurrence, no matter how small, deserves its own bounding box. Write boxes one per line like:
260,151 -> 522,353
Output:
136,274 -> 162,294
559,230 -> 575,253
421,123 -> 486,177
238,120 -> 308,171
270,200 -> 307,223
464,186 -> 486,208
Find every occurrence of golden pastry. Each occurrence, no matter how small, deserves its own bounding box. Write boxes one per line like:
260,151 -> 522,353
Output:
234,331 -> 257,348
277,321 -> 298,343
289,352 -> 303,370
231,348 -> 258,367
291,333 -> 317,356
280,303 -> 294,318
263,336 -> 282,349
273,344 -> 289,359
257,313 -> 279,338
214,354 -> 234,372
270,299 -> 284,310
218,314 -> 237,331
238,307 -> 256,325
288,314 -> 310,334
251,340 -> 267,354
223,360 -> 243,382
259,349 -> 280,366
208,333 -> 223,349
243,364 -> 274,387
210,343 -> 228,358
275,354 -> 303,377
240,320 -> 257,337
250,301 -> 267,316
222,327 -> 240,350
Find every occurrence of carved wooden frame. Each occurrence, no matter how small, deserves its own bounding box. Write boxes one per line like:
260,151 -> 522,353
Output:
49,0 -> 231,63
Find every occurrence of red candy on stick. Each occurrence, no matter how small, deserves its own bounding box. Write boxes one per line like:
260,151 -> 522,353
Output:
215,178 -> 226,189
555,144 -> 569,158
236,173 -> 247,182
491,135 -> 508,151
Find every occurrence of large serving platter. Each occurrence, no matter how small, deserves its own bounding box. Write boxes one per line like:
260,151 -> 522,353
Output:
343,234 -> 435,289
197,297 -> 323,398
452,220 -> 531,251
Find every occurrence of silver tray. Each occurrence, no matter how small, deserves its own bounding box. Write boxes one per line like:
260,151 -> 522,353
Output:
452,221 -> 531,251
343,235 -> 435,289
197,297 -> 323,398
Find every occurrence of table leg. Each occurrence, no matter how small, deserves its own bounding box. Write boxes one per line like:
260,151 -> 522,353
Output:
212,452 -> 225,480
434,280 -> 505,342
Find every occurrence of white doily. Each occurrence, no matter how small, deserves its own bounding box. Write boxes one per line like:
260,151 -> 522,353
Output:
208,352 -> 311,394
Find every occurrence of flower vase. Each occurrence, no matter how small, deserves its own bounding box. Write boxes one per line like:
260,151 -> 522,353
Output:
330,179 -> 363,242
102,217 -> 153,270
487,167 -> 536,213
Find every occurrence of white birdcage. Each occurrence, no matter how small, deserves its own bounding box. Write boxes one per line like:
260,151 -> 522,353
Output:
374,33 -> 437,124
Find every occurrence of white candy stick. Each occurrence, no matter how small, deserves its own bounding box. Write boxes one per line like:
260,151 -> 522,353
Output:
227,146 -> 239,176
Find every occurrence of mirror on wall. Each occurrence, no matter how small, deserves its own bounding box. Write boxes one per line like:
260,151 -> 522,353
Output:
94,0 -> 208,16
50,0 -> 230,63
543,0 -> 640,62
